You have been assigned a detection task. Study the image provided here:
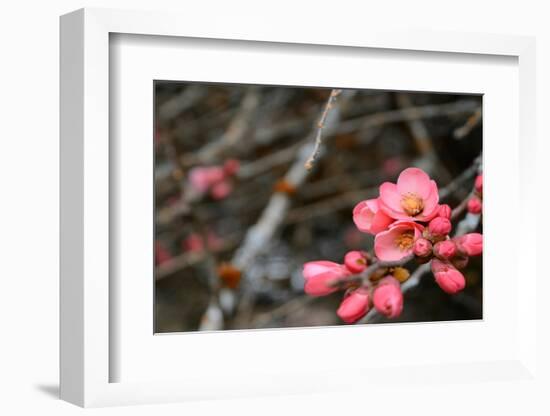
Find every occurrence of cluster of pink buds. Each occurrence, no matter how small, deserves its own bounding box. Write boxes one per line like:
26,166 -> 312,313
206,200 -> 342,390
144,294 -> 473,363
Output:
188,159 -> 240,200
303,251 -> 404,323
302,167 -> 483,324
467,174 -> 483,214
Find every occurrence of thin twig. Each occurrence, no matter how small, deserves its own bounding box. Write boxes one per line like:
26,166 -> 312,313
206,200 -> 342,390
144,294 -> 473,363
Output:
333,254 -> 415,288
304,89 -> 342,170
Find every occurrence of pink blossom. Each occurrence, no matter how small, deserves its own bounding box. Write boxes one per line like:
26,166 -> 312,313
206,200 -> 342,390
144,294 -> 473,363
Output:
223,159 -> 240,176
303,261 -> 350,296
475,174 -> 483,194
455,233 -> 483,256
438,204 -> 452,219
433,240 -> 457,260
413,237 -> 433,258
337,288 -> 370,323
374,220 -> 423,261
373,276 -> 403,318
431,259 -> 465,294
155,241 -> 172,265
467,196 -> 482,214
344,251 -> 367,273
183,232 -> 222,253
428,217 -> 452,237
379,167 -> 440,222
352,198 -> 394,235
210,181 -> 232,200
188,166 -> 225,194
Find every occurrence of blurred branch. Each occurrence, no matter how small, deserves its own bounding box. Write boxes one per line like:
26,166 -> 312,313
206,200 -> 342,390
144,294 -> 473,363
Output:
182,87 -> 261,166
395,93 -> 452,183
157,85 -> 206,123
454,107 -> 482,140
155,234 -> 241,281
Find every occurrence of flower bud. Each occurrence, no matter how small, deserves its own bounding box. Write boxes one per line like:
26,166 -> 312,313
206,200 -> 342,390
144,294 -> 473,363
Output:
431,259 -> 465,294
438,204 -> 452,219
455,233 -> 483,256
373,276 -> 403,318
413,238 -> 432,257
210,181 -> 232,200
344,251 -> 367,273
223,159 -> 240,176
337,288 -> 370,323
428,217 -> 452,237
467,196 -> 482,214
433,240 -> 457,260
303,261 -> 350,296
451,253 -> 469,270
475,174 -> 483,194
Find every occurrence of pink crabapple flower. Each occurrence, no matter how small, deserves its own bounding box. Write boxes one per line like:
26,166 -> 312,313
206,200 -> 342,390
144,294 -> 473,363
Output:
475,174 -> 483,194
352,198 -> 395,235
455,233 -> 483,256
210,181 -> 233,200
302,261 -> 350,296
379,167 -> 440,222
374,220 -> 423,261
223,159 -> 240,176
155,240 -> 172,266
344,251 -> 368,273
431,259 -> 466,294
467,196 -> 482,214
428,216 -> 452,237
188,166 -> 226,193
373,276 -> 404,318
337,288 -> 370,323
433,240 -> 457,260
413,237 -> 433,258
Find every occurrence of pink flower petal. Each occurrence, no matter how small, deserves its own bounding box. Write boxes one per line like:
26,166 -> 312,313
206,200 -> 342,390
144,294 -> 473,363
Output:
396,167 -> 433,199
379,182 -> 409,220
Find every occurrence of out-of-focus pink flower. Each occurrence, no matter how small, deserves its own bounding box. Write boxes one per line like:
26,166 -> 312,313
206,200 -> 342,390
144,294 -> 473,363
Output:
352,198 -> 394,235
475,174 -> 483,194
413,237 -> 433,258
223,159 -> 240,176
382,157 -> 404,177
467,196 -> 482,214
155,240 -> 172,265
428,217 -> 452,237
344,251 -> 368,273
188,166 -> 225,194
337,288 -> 370,323
210,181 -> 232,200
431,259 -> 465,294
455,233 -> 483,256
374,220 -> 423,261
183,232 -> 223,253
379,167 -> 440,222
433,240 -> 457,260
303,261 -> 350,296
373,276 -> 403,318
438,204 -> 452,219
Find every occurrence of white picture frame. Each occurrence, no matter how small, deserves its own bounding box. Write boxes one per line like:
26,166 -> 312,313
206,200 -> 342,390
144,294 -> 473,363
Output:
60,7 -> 538,408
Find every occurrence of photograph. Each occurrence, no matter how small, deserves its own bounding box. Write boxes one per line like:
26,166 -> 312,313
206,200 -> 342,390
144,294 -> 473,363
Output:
154,82 -> 483,333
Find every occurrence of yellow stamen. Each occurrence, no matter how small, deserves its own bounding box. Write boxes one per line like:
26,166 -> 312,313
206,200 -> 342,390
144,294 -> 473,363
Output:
401,193 -> 424,216
395,231 -> 414,251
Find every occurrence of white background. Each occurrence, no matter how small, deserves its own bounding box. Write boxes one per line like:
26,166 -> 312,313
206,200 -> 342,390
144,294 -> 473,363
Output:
1,0 -> 548,415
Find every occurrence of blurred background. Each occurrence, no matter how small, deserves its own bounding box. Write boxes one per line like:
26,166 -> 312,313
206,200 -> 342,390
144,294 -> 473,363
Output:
154,82 -> 482,333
